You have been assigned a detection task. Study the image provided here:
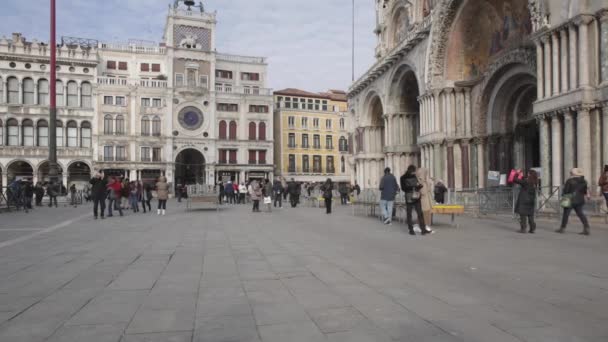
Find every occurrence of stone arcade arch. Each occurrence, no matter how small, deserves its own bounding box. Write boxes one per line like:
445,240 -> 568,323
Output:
175,148 -> 206,185
7,160 -> 34,183
67,161 -> 92,185
483,63 -> 538,174
355,92 -> 386,188
37,161 -> 64,183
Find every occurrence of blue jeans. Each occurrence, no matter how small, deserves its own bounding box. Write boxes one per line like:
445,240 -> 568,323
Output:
379,200 -> 394,222
129,194 -> 139,212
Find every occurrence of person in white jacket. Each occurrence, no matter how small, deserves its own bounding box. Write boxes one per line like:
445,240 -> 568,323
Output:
238,183 -> 247,204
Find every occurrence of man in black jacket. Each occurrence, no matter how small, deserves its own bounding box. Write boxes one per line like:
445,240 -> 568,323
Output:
287,178 -> 301,208
90,172 -> 107,219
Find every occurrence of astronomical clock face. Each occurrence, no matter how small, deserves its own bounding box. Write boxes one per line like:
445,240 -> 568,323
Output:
178,106 -> 204,130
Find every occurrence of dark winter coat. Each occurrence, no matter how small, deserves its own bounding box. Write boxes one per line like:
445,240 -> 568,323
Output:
434,183 -> 448,203
89,178 -> 108,200
287,181 -> 301,195
563,176 -> 588,207
514,178 -> 536,216
379,174 -> 399,201
322,182 -> 333,199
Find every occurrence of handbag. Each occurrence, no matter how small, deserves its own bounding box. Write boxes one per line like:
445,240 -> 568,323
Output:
560,194 -> 573,208
263,196 -> 271,204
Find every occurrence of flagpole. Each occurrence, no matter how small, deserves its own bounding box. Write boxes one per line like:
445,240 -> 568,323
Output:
352,0 -> 355,82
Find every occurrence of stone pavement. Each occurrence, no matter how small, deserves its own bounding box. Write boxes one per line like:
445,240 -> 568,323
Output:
0,201 -> 607,341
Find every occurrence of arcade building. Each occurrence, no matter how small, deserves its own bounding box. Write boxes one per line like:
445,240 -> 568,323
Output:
0,1 -> 274,189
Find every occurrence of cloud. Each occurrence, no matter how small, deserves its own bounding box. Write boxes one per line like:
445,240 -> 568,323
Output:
0,0 -> 376,92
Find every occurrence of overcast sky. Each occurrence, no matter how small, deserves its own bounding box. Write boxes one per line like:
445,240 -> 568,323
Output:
0,0 -> 376,93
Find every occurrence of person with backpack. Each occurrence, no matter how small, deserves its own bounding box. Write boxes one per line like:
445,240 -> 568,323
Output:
272,178 -> 283,208
557,168 -> 591,235
379,167 -> 399,225
514,170 -> 538,234
322,178 -> 334,214
401,165 -> 432,235
90,172 -> 107,219
287,178 -> 301,208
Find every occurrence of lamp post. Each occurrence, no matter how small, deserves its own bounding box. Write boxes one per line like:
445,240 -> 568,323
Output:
48,0 -> 58,183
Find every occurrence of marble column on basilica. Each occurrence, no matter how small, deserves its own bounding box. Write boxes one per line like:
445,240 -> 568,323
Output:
464,88 -> 472,136
446,141 -> 455,188
560,28 -> 569,93
563,110 -> 575,176
453,140 -> 462,189
536,41 -> 545,98
540,116 -> 551,191
568,24 -> 578,90
477,138 -> 486,188
551,31 -> 560,96
542,36 -> 552,97
577,107 -> 592,182
577,16 -> 592,88
603,105 -> 608,167
592,108 -> 603,189
461,140 -> 470,188
551,115 -> 563,188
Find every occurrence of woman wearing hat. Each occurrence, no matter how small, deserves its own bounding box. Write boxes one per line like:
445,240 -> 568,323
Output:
557,168 -> 591,235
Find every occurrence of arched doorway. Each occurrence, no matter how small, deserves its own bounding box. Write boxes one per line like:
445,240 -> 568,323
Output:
484,64 -> 538,174
389,65 -> 420,146
67,162 -> 91,185
7,160 -> 34,183
175,149 -> 205,185
38,161 -> 64,183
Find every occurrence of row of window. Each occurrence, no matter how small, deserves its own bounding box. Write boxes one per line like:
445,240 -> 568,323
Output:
175,72 -> 208,88
287,134 -> 348,151
103,146 -> 162,162
218,149 -> 267,165
107,61 -> 162,72
288,155 -> 343,174
103,114 -> 161,136
215,70 -> 261,81
218,121 -> 267,141
277,96 -> 332,111
102,96 -> 163,108
288,116 -> 345,130
1,77 -> 92,107
0,119 -> 91,148
216,103 -> 270,113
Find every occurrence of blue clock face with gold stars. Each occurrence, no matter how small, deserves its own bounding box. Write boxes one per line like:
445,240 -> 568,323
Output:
178,106 -> 204,130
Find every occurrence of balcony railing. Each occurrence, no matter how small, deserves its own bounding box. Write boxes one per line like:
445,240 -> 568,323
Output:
97,77 -> 167,88
99,42 -> 166,54
216,53 -> 266,64
215,85 -> 271,96
248,160 -> 257,165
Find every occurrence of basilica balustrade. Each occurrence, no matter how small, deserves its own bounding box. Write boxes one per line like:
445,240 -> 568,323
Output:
97,77 -> 168,89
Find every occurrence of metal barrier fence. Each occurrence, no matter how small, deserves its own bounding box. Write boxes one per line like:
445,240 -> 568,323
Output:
1,187 -> 86,213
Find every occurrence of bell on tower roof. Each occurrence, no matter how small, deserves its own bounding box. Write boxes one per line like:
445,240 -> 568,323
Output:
173,0 -> 204,12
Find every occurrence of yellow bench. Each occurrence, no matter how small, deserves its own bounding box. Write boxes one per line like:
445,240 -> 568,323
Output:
431,205 -> 465,227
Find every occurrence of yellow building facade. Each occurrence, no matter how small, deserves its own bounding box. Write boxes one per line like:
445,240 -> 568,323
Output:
273,89 -> 351,183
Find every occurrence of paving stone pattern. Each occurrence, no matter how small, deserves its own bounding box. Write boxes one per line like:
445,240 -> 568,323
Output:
0,201 -> 607,341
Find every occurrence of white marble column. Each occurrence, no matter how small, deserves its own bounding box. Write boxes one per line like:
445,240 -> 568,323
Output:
592,109 -> 602,192
536,41 -> 545,98
576,107 -> 592,182
551,31 -> 560,96
445,90 -> 453,136
464,88 -> 471,136
540,117 -> 551,192
577,17 -> 592,88
18,81 -> 23,104
568,24 -> 578,90
448,89 -> 457,136
551,115 -> 563,188
434,93 -> 441,131
455,90 -> 464,135
542,37 -> 552,98
560,29 -> 569,93
603,106 -> 608,167
454,141 -> 462,189
563,110 -> 575,177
